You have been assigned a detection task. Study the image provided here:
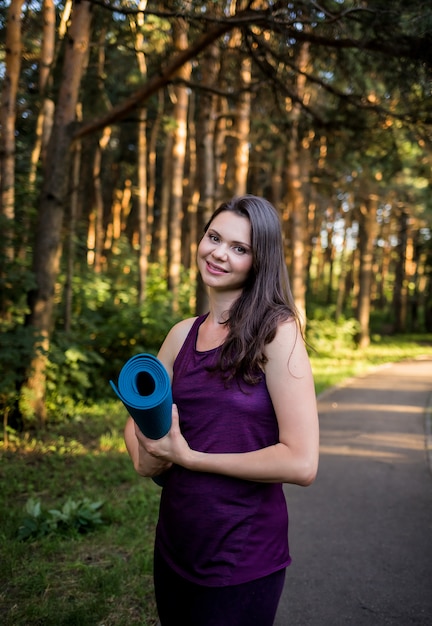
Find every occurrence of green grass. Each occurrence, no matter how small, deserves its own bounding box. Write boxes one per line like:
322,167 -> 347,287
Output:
0,404 -> 161,626
0,333 -> 430,625
310,333 -> 431,394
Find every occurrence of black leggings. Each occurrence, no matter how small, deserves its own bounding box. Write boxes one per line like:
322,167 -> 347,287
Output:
154,548 -> 286,626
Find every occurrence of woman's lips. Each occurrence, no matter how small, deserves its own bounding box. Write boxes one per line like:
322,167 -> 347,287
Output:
206,261 -> 228,274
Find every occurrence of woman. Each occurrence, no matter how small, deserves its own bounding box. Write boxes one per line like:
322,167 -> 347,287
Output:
124,195 -> 319,626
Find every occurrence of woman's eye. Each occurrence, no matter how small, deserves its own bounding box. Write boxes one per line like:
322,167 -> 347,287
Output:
234,246 -> 247,254
209,234 -> 219,243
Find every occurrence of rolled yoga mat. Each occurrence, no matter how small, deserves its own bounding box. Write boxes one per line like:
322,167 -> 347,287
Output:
110,353 -> 172,439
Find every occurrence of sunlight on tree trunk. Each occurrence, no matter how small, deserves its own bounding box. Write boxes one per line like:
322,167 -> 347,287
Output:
168,18 -> 191,311
137,108 -> 149,304
131,0 -> 149,304
232,42 -> 251,195
195,40 -> 220,314
284,42 -> 311,327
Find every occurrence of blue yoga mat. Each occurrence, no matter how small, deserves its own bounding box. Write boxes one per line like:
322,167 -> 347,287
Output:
110,353 -> 172,440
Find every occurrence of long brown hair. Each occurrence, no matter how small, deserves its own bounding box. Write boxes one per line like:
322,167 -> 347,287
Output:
204,195 -> 300,384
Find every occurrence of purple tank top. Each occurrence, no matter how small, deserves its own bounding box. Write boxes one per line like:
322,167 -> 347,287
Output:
155,315 -> 291,586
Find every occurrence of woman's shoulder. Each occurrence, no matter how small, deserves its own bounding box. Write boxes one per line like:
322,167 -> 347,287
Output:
170,316 -> 199,340
264,316 -> 311,378
264,316 -> 302,358
157,317 -> 198,374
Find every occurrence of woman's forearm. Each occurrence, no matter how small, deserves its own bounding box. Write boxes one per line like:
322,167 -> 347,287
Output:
183,442 -> 318,486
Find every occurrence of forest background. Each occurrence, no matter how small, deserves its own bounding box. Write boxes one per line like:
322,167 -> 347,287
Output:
1,0 -> 432,430
1,2 -> 432,624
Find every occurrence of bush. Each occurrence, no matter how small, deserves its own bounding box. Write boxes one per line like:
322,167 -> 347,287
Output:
306,311 -> 360,356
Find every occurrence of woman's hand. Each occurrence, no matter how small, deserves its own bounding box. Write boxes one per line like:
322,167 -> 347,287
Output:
134,404 -> 192,468
124,404 -> 192,477
124,415 -> 172,477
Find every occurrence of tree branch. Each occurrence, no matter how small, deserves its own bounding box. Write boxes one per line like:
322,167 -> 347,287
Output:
73,4 -> 432,140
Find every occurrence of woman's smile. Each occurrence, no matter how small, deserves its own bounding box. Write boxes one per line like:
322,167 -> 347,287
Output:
205,260 -> 228,275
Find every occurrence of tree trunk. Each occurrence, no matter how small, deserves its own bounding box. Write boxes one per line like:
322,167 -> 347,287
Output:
148,90 -> 164,263
233,55 -> 252,196
393,207 -> 409,333
92,128 -> 111,273
167,19 -> 191,310
137,107 -> 149,304
131,0 -> 149,304
181,92 -> 197,271
375,205 -> 392,308
23,1 -> 93,426
284,42 -> 310,327
64,137 -> 81,333
214,96 -> 229,202
155,132 -> 173,266
0,0 -> 24,262
270,144 -> 285,209
335,208 -> 354,321
195,41 -> 220,314
356,193 -> 379,348
29,0 -> 56,187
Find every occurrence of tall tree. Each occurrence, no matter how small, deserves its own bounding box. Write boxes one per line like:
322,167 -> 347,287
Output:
23,0 -> 93,426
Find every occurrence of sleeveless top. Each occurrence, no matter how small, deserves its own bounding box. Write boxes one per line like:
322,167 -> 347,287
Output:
155,314 -> 291,586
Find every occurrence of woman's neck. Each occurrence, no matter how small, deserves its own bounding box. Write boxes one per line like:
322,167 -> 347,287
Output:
206,289 -> 241,325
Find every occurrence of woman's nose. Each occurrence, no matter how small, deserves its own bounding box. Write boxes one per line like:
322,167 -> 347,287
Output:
212,244 -> 228,260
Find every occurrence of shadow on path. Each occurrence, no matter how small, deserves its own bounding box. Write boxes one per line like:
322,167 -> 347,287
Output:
275,357 -> 432,626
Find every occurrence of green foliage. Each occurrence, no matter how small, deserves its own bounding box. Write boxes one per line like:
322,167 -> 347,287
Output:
65,258 -> 193,361
306,309 -> 360,356
17,497 -> 105,541
16,498 -> 55,541
33,259 -> 195,421
45,337 -> 105,420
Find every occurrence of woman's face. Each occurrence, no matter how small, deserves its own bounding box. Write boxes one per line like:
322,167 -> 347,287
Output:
197,211 -> 253,292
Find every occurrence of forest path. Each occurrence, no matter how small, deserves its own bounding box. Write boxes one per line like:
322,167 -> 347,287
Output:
275,356 -> 432,626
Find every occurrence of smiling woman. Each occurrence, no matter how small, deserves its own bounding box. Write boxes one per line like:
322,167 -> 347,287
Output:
197,210 -> 253,292
124,194 -> 319,626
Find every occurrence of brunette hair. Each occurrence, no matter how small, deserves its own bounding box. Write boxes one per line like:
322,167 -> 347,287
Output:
204,194 -> 300,384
